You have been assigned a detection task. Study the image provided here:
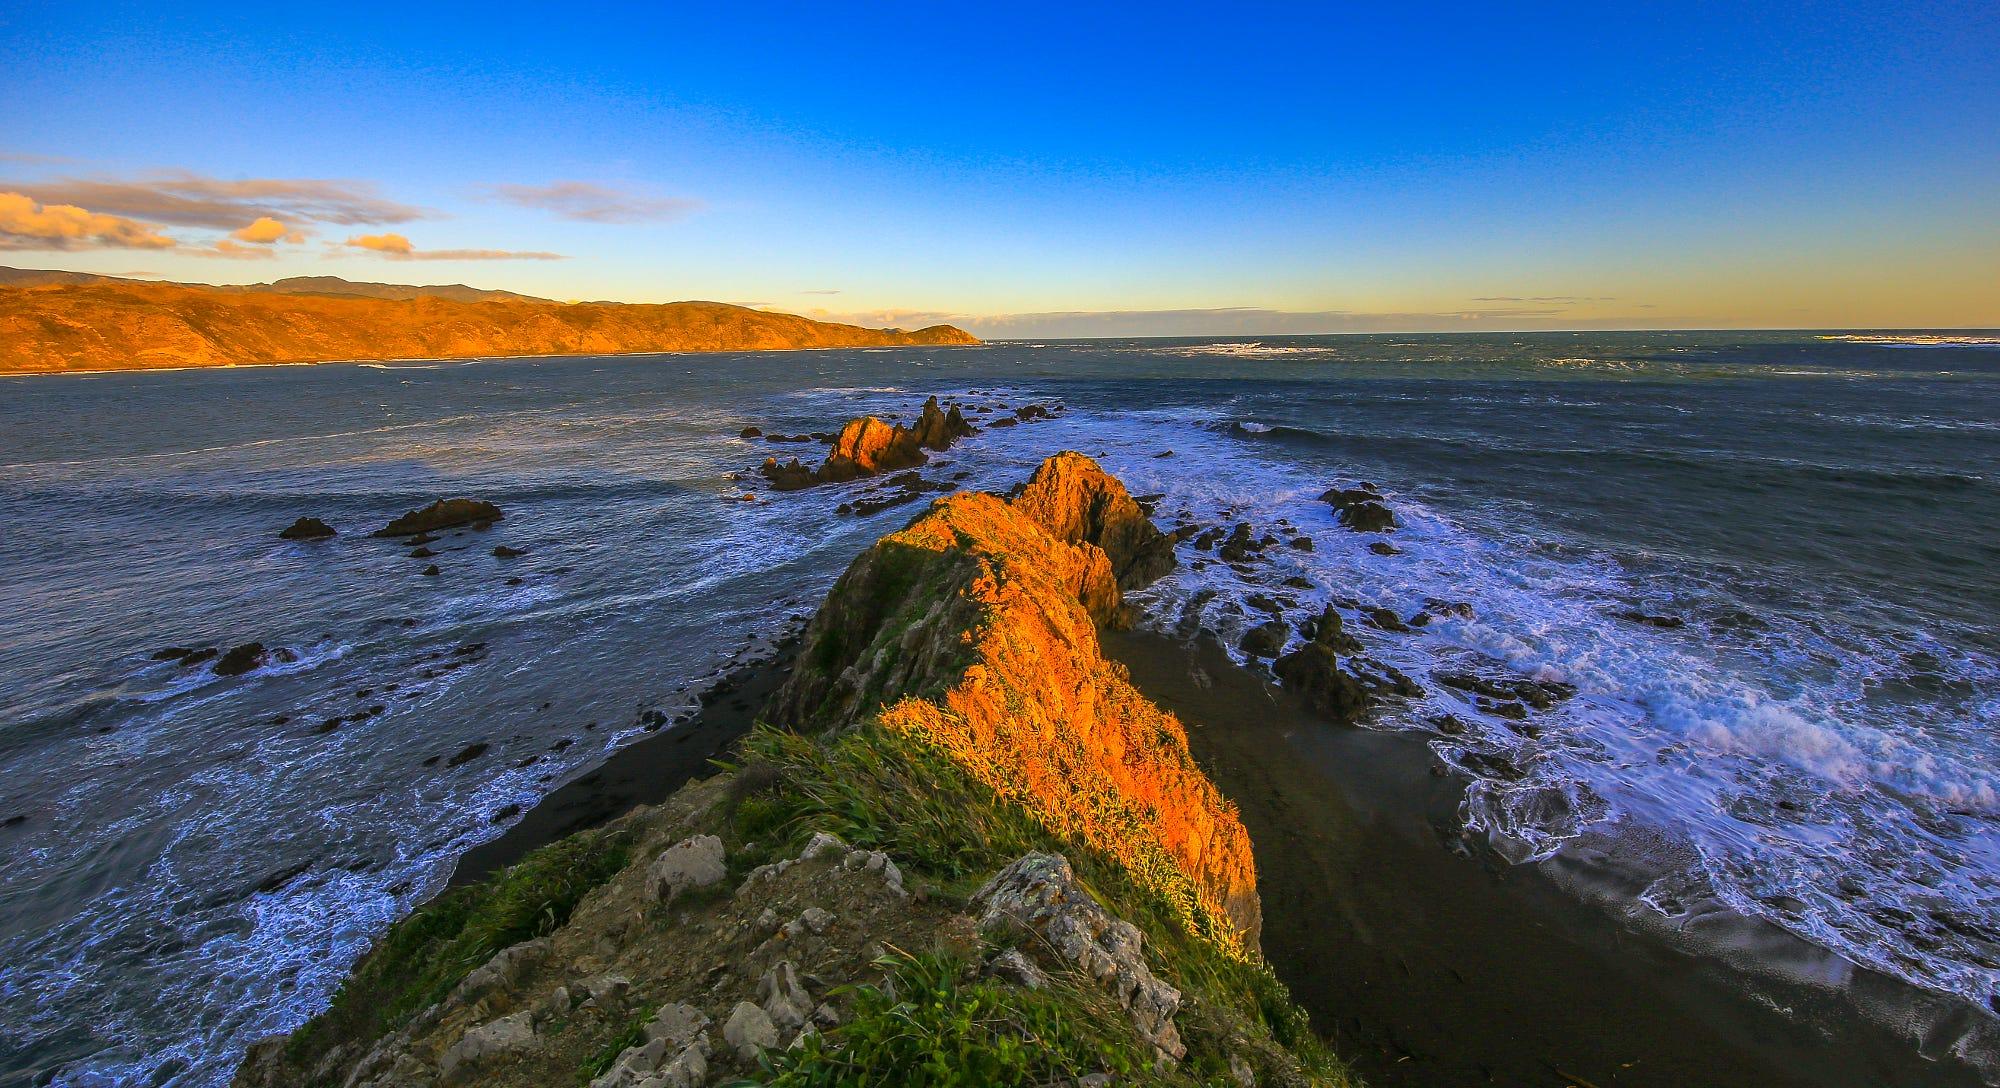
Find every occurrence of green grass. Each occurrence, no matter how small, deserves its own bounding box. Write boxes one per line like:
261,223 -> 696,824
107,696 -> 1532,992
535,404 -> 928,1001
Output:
285,828 -> 632,1076
762,950 -> 1154,1088
721,723 -> 1349,1085
578,1002 -> 656,1084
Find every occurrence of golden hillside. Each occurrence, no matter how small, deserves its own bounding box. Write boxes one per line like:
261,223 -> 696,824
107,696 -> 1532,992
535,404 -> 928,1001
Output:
0,280 -> 978,374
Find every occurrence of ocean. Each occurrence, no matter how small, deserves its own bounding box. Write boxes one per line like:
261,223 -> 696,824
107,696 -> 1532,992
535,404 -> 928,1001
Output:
1,331 -> 1996,1086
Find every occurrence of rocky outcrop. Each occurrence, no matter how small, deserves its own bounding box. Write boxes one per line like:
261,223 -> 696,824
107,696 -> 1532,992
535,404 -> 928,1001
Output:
376,498 -> 504,537
972,852 -> 1187,1061
279,517 -> 336,540
1272,605 -> 1371,723
759,397 -> 977,492
1011,451 -> 1177,589
0,280 -> 979,375
1320,484 -> 1395,533
772,453 -> 1260,947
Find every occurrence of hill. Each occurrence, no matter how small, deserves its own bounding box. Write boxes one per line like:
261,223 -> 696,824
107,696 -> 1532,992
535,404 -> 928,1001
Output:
0,277 -> 976,374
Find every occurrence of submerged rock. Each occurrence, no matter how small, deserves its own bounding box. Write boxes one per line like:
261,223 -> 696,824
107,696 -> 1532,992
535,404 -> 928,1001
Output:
278,517 -> 336,540
376,498 -> 504,537
213,642 -> 269,677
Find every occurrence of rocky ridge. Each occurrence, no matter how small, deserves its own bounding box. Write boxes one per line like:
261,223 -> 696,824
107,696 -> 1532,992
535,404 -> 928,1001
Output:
235,452 -> 1335,1088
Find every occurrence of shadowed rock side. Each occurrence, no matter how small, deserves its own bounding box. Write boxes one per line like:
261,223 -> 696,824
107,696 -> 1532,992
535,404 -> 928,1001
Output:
771,452 -> 1259,947
759,397 -> 975,491
0,281 -> 978,374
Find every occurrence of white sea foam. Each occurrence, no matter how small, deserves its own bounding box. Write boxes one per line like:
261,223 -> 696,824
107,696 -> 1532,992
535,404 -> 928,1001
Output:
953,401 -> 2000,1010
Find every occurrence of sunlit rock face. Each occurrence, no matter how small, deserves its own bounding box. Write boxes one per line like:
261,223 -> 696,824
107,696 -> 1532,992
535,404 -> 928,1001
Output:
773,452 -> 1261,948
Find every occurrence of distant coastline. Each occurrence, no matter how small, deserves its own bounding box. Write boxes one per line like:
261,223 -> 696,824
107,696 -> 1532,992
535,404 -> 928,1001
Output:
0,272 -> 977,375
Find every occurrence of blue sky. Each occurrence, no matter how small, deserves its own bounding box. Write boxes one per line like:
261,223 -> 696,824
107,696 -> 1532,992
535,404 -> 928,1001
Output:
3,1 -> 1996,333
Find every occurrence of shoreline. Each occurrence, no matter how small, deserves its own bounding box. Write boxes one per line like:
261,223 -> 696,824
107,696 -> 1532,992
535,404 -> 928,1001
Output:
0,341 -> 979,380
1104,629 -> 1997,1088
450,625 -> 1998,1085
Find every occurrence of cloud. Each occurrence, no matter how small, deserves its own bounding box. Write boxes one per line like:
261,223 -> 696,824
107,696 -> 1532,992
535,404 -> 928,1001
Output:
5,173 -> 429,229
196,238 -> 280,260
799,288 -> 841,295
230,216 -> 307,244
0,191 -> 177,250
482,181 -> 698,223
341,232 -> 565,261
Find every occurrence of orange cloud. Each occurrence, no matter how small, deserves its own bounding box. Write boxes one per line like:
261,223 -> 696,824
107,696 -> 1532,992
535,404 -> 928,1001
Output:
230,216 -> 306,244
0,191 -> 177,250
198,238 -> 279,260
345,231 -> 415,255
340,232 -> 564,261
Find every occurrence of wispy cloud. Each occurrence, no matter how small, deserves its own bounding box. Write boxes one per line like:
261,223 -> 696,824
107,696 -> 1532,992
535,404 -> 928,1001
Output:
481,181 -> 698,223
0,191 -> 176,250
799,288 -> 841,295
341,232 -> 565,261
5,172 -> 429,229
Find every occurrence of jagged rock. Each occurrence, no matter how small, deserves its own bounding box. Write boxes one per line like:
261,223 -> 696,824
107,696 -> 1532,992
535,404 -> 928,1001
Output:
909,395 -> 976,450
438,1010 -> 536,1082
420,564 -> 441,576
1339,502 -> 1396,532
1363,606 -> 1411,633
279,517 -> 336,540
758,960 -> 814,1034
1218,523 -> 1261,563
447,938 -> 550,1010
1012,451 -> 1177,589
1274,606 -> 1371,724
839,848 -> 906,896
647,834 -> 727,905
589,1005 -> 711,1088
759,456 -> 818,491
1239,619 -> 1289,658
1368,541 -> 1403,555
972,853 -> 1186,1061
822,416 -> 926,482
770,456 -> 1259,946
1297,605 -> 1361,653
797,906 -> 836,933
723,1000 -> 778,1059
491,545 -> 528,558
984,948 -> 1048,990
375,498 -> 503,537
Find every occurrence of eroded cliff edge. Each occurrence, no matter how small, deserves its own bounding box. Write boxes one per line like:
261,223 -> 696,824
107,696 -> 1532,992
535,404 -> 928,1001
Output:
235,453 -> 1341,1088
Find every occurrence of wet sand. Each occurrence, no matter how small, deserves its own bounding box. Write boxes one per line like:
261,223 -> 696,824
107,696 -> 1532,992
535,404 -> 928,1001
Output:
1106,630 -> 1996,1088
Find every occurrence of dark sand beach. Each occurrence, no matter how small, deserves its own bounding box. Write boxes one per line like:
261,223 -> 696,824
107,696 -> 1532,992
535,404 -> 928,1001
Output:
1105,630 -> 1995,1088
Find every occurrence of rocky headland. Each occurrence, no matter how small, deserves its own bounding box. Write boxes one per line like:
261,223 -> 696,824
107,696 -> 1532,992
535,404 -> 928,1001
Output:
234,453 -> 1340,1088
0,278 -> 977,375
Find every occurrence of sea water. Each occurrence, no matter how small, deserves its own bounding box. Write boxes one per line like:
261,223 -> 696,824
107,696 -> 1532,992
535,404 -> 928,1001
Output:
1,331 -> 1995,1085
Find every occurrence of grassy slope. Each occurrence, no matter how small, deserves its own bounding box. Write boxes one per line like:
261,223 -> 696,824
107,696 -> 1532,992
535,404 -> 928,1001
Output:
0,281 -> 977,373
